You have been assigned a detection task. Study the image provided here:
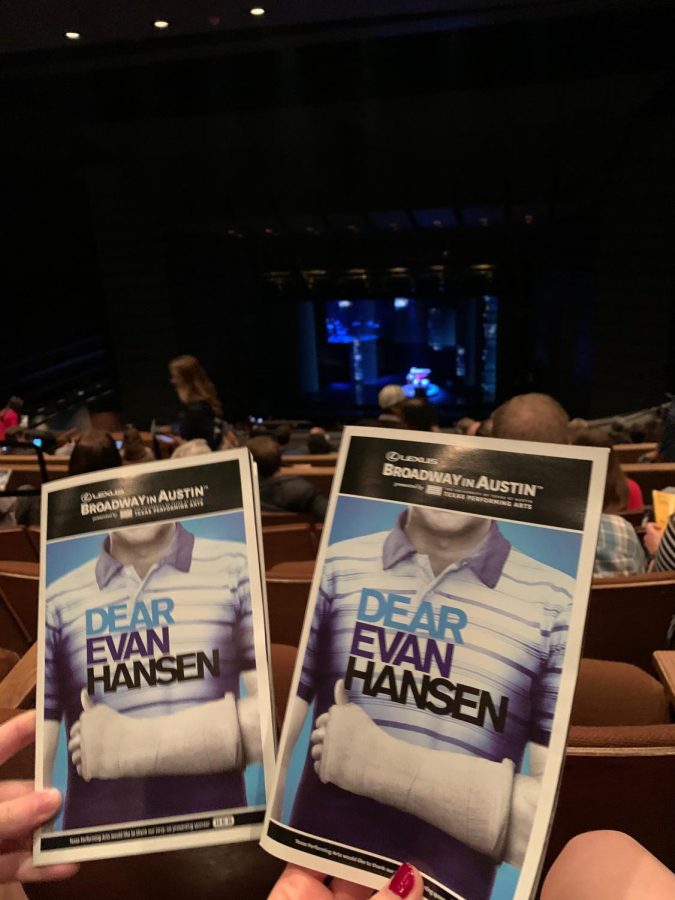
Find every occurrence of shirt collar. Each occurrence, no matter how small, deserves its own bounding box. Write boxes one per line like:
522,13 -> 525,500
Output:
95,522 -> 195,589
382,510 -> 510,589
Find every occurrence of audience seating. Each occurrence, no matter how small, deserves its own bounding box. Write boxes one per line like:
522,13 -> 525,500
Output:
262,523 -> 317,569
0,644 -> 37,783
281,453 -> 337,467
0,526 -> 38,562
571,659 -> 668,726
0,570 -> 39,651
621,462 -> 675,496
27,525 -> 41,557
265,577 -> 311,646
584,571 -> 675,673
270,643 -> 298,729
613,442 -> 657,464
267,560 -> 315,580
261,511 -> 314,527
543,729 -> 675,882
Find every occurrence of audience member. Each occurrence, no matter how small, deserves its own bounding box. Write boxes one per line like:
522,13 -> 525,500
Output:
169,354 -> 224,449
401,398 -> 439,432
68,431 -> 122,476
0,396 -> 23,441
377,385 -> 406,425
307,428 -> 333,455
455,416 -> 476,434
573,429 -> 646,577
120,425 -> 154,464
492,393 -> 569,444
171,438 -> 212,458
248,436 -> 327,521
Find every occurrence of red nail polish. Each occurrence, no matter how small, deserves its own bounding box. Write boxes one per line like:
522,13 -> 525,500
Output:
389,862 -> 416,898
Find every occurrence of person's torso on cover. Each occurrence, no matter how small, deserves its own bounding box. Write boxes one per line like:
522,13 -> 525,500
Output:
291,508 -> 572,900
45,521 -> 254,828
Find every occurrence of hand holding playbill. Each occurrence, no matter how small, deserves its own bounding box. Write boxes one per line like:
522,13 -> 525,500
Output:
0,712 -> 77,884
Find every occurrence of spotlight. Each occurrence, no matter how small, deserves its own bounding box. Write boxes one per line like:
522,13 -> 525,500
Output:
154,20 -> 169,28
250,7 -> 265,15
65,31 -> 80,40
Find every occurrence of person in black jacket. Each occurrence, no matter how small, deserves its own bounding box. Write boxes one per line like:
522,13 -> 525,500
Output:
169,355 -> 224,449
247,436 -> 327,522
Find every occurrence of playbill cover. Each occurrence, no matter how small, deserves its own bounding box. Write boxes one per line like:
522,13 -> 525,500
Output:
34,449 -> 276,864
262,427 -> 608,900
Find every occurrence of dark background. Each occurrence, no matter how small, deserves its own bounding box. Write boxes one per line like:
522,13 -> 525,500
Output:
2,0 -> 675,425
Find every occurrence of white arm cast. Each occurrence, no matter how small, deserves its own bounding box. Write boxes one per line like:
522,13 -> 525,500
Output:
313,684 -> 545,865
70,674 -> 263,780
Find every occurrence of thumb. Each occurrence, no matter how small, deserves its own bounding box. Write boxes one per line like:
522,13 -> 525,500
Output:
374,863 -> 423,899
80,689 -> 95,712
333,679 -> 348,706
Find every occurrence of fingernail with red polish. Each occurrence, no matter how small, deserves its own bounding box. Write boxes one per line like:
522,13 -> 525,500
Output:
389,862 -> 416,898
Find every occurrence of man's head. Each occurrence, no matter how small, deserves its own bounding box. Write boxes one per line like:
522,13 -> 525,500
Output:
491,393 -> 569,444
402,399 -> 438,432
275,424 -> 292,447
69,431 -> 122,476
247,435 -> 282,479
378,385 -> 406,417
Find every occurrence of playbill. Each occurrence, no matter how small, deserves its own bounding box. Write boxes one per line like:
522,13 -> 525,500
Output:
34,449 -> 275,863
262,427 -> 607,900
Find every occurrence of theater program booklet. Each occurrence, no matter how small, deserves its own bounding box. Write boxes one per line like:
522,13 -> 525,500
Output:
34,449 -> 276,864
262,426 -> 607,900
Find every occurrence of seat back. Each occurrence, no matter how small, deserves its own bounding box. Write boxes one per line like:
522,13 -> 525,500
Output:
613,443 -> 657,464
0,571 -> 39,648
0,526 -> 38,562
270,643 -> 298,729
544,735 -> 675,882
262,524 -> 317,569
621,462 -> 675,495
572,659 -> 668,726
584,572 -> 675,673
261,511 -> 314,527
265,578 -> 311,646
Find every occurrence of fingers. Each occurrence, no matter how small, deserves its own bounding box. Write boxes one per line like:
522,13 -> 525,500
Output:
0,711 -> 36,768
268,862 -> 332,899
0,781 -> 36,804
0,851 -> 79,884
80,689 -> 94,711
375,863 -> 423,899
0,788 -> 62,841
330,879 -> 373,900
334,679 -> 348,706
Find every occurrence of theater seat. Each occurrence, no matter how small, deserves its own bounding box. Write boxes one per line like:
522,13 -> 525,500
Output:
571,659 -> 668,726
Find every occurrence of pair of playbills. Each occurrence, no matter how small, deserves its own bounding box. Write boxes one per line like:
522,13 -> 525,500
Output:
33,429 -> 607,900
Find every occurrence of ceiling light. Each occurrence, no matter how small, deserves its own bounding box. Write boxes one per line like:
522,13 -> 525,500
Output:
154,20 -> 169,29
65,31 -> 80,40
250,7 -> 265,15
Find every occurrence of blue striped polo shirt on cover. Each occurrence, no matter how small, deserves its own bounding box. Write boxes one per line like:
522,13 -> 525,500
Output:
45,522 -> 254,829
291,512 -> 572,900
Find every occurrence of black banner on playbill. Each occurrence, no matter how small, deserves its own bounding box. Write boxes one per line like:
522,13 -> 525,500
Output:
262,427 -> 608,900
34,449 -> 276,865
340,436 -> 591,531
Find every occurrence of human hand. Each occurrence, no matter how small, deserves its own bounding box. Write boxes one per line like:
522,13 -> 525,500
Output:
643,522 -> 663,557
0,711 -> 79,883
268,862 -> 423,899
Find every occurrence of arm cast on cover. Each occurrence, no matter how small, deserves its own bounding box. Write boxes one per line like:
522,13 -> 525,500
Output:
312,685 -> 515,861
72,691 -> 243,781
